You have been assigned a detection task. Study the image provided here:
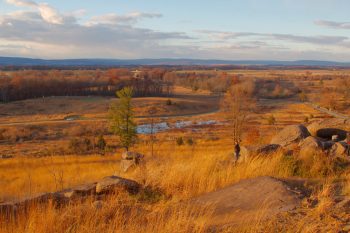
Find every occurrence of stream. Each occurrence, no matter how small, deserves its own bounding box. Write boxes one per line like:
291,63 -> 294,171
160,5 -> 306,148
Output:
136,120 -> 218,134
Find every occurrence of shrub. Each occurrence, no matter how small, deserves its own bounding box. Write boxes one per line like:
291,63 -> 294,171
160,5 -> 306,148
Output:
176,137 -> 184,146
186,138 -> 194,146
166,99 -> 172,106
66,123 -> 108,137
96,135 -> 107,152
299,92 -> 307,102
0,128 -> 5,140
68,137 -> 93,154
1,126 -> 46,143
134,186 -> 166,203
267,115 -> 276,125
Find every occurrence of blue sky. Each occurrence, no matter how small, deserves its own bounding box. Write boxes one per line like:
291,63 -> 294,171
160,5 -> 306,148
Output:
1,0 -> 350,60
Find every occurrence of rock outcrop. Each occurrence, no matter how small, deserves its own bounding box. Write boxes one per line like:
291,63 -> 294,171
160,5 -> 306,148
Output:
329,142 -> 349,158
193,176 -> 305,227
56,183 -> 97,199
298,136 -> 324,158
271,124 -> 311,147
96,176 -> 140,195
308,118 -> 348,140
0,176 -> 140,215
120,151 -> 144,172
122,151 -> 143,160
299,136 -> 323,150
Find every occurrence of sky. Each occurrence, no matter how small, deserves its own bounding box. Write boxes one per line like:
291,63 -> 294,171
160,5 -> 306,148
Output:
1,0 -> 350,60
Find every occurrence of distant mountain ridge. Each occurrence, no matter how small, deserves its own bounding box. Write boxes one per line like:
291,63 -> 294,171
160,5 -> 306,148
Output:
0,57 -> 350,67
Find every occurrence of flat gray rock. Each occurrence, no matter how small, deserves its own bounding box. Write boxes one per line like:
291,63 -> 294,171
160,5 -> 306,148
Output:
193,176 -> 304,227
95,176 -> 140,195
271,124 -> 310,147
57,182 -> 97,199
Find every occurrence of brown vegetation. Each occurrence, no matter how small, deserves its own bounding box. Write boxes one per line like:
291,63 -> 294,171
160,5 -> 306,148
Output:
1,67 -> 350,232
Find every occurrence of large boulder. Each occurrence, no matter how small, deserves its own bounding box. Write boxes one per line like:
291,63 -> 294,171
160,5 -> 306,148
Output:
120,159 -> 138,172
120,151 -> 144,172
299,136 -> 323,149
18,193 -> 54,206
240,144 -> 281,162
322,141 -> 335,150
57,183 -> 97,199
308,119 -> 348,140
329,142 -> 349,158
122,151 -> 143,160
193,176 -> 304,226
0,193 -> 55,214
271,124 -> 311,147
298,136 -> 324,158
95,176 -> 140,195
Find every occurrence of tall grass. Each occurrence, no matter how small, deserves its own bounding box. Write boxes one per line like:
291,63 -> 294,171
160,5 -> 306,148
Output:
1,141 -> 349,232
0,155 -> 119,201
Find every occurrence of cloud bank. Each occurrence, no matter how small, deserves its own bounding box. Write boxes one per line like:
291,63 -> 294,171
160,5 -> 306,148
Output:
1,0 -> 350,60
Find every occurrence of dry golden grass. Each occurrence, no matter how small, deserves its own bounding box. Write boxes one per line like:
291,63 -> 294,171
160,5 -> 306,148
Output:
0,139 -> 297,202
0,155 -> 119,202
1,193 -> 214,233
1,144 -> 349,233
1,69 -> 350,232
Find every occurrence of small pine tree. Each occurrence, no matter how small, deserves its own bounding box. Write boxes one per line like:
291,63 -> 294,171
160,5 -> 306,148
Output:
109,87 -> 137,151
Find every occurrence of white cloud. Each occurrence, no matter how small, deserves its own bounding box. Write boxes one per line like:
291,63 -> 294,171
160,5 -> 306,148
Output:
6,0 -> 37,7
315,20 -> 350,30
37,3 -> 64,24
0,2 -> 190,59
2,0 -> 350,60
196,30 -> 348,45
6,0 -> 65,24
86,12 -> 162,26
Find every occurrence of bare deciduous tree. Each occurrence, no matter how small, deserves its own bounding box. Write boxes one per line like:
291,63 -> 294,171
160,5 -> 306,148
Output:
222,79 -> 256,147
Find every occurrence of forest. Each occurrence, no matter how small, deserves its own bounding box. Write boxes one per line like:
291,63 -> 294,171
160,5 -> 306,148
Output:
0,68 -> 234,102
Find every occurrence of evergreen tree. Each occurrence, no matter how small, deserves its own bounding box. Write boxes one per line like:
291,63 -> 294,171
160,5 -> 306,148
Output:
109,87 -> 137,151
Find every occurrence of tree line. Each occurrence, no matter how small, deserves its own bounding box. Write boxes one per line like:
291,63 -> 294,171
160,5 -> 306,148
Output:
163,71 -> 236,93
0,68 -> 239,102
0,68 -> 173,102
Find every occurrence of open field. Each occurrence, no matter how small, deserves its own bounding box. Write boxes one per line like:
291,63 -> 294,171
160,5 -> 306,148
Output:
0,86 -> 220,125
1,68 -> 350,232
2,0 -> 350,230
